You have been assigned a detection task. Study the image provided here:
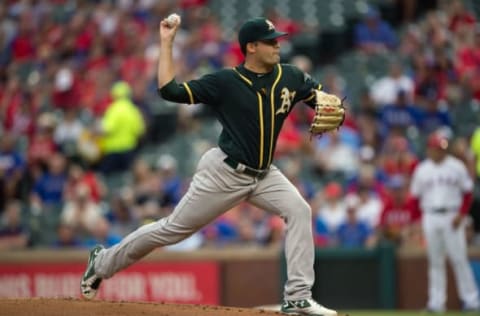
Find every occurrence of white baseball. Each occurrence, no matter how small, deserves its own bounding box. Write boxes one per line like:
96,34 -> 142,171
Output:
166,13 -> 180,27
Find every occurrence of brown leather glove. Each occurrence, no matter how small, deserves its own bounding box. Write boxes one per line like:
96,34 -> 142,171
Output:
309,90 -> 345,135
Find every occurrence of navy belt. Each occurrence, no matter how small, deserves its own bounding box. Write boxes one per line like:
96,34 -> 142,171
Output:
223,156 -> 269,179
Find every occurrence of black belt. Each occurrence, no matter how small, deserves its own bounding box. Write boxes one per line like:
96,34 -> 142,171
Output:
223,156 -> 269,180
432,208 -> 453,214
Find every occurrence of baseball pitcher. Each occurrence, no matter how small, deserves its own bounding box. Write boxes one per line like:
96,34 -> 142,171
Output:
410,132 -> 480,312
80,16 -> 344,316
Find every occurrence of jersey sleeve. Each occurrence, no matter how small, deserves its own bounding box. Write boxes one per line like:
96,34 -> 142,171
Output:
458,162 -> 474,192
289,65 -> 321,108
183,72 -> 221,105
409,166 -> 423,197
158,72 -> 222,105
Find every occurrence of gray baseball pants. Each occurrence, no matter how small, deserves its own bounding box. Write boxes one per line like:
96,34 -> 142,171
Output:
94,147 -> 315,300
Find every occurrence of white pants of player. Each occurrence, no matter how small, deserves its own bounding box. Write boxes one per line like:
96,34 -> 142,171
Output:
94,147 -> 315,300
423,212 -> 480,311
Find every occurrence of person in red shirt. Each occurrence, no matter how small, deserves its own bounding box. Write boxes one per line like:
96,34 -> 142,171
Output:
379,135 -> 418,177
27,113 -> 58,173
64,163 -> 107,204
10,14 -> 35,62
448,0 -> 476,34
378,175 -> 418,245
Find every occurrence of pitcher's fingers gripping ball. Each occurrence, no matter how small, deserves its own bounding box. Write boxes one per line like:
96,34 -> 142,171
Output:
309,90 -> 345,136
165,13 -> 181,28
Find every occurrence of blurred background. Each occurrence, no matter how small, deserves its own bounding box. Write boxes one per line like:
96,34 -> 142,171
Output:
0,0 -> 480,311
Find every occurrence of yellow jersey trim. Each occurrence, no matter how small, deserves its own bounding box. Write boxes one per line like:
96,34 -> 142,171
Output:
267,64 -> 282,166
183,82 -> 194,104
257,92 -> 264,169
232,68 -> 253,85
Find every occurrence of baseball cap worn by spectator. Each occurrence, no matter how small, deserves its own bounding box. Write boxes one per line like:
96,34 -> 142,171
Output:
238,17 -> 288,54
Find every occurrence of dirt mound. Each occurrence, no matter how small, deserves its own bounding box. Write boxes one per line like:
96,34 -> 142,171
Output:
0,298 -> 284,316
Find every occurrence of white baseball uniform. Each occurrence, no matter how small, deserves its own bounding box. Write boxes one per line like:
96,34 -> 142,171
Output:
410,155 -> 480,311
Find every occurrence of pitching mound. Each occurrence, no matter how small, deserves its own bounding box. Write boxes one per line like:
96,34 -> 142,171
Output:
0,298 -> 284,316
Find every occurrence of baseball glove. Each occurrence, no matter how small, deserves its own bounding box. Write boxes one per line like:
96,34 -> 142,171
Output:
309,90 -> 345,135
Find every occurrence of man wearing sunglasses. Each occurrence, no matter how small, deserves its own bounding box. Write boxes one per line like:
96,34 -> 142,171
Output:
81,16 -> 339,316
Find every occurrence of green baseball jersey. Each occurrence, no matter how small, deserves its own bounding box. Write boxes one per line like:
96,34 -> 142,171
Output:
159,63 -> 320,170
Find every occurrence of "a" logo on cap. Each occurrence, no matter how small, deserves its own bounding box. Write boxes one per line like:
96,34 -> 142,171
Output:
266,19 -> 275,30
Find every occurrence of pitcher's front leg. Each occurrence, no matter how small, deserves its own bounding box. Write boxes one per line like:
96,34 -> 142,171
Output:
247,167 -> 314,300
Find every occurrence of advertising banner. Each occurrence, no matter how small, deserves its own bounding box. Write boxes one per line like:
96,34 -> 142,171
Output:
0,261 -> 219,304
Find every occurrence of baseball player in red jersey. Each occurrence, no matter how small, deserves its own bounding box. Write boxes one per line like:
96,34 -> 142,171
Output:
410,132 -> 480,312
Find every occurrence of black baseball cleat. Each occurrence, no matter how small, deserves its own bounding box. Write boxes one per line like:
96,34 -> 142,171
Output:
281,298 -> 337,315
80,245 -> 104,299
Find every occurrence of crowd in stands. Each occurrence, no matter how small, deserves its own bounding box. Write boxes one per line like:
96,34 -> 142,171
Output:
0,0 -> 479,252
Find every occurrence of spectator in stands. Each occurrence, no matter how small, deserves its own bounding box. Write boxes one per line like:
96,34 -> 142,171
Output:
354,7 -> 397,54
30,152 -> 67,213
202,206 -> 240,247
27,112 -> 58,173
313,182 -> 347,235
240,205 -> 285,246
379,90 -> 422,137
83,216 -> 122,248
344,184 -> 383,230
0,200 -> 29,250
414,51 -> 456,106
346,163 -> 387,199
378,135 -> 419,178
98,81 -> 146,174
60,182 -> 103,235
313,131 -> 359,177
64,163 -> 106,204
10,12 -> 35,63
455,25 -> 480,100
156,154 -> 183,214
76,120 -> 103,166
2,89 -> 36,138
52,222 -> 82,248
356,92 -> 382,151
421,10 -> 449,50
378,175 -> 418,246
447,0 -> 476,35
131,158 -> 162,219
334,204 -> 376,248
105,192 -> 139,238
370,61 -> 414,107
52,62 -> 80,110
419,97 -> 451,134
0,133 -> 25,210
54,107 -> 85,160
398,25 -> 423,59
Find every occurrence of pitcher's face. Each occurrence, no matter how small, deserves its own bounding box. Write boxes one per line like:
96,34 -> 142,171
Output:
253,38 -> 281,66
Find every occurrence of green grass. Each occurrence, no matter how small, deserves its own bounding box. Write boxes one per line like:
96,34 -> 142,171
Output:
344,311 -> 475,316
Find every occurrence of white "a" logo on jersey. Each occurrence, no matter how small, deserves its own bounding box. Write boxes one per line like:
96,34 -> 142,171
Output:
276,87 -> 296,115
